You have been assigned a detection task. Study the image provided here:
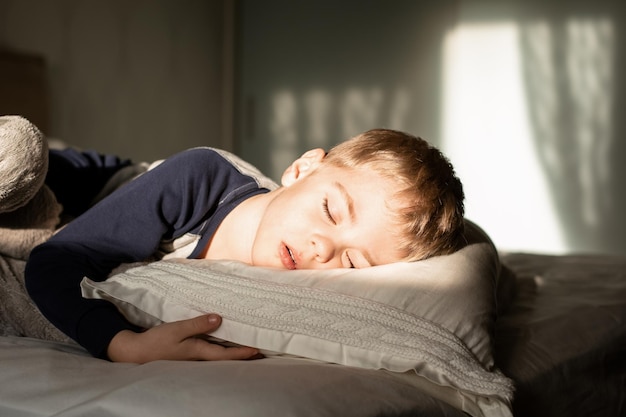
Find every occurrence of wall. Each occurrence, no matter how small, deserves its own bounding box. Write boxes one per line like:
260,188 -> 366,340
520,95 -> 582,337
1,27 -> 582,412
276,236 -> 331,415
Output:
0,0 -> 229,162
1,0 -> 623,257
235,0 -> 455,179
236,0 -> 626,257
442,0 -> 626,257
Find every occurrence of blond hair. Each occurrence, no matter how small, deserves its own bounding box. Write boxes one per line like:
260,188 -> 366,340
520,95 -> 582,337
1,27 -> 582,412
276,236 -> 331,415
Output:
323,128 -> 465,261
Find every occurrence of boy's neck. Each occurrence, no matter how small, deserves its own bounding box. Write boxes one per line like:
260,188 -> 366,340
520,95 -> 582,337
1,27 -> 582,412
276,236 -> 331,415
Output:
200,191 -> 275,264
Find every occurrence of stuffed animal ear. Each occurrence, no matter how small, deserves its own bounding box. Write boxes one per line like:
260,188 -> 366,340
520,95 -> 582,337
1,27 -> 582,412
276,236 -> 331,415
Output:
0,115 -> 48,214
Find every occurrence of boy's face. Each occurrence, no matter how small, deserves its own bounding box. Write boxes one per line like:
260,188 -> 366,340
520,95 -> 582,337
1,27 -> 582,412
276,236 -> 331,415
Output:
250,149 -> 404,269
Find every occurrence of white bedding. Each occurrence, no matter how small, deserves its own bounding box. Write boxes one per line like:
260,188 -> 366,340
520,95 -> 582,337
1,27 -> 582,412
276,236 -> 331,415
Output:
0,336 -> 467,417
1,252 -> 625,417
79,219 -> 514,417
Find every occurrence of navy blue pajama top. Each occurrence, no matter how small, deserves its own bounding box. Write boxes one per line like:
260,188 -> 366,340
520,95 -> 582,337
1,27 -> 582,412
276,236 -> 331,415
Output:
25,147 -> 271,359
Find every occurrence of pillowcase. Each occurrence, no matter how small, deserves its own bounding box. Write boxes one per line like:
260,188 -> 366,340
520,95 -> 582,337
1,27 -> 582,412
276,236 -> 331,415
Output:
81,220 -> 512,404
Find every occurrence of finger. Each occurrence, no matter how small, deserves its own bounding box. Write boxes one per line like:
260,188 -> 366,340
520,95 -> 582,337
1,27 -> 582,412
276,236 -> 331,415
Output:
185,338 -> 260,361
218,346 -> 260,360
170,314 -> 222,340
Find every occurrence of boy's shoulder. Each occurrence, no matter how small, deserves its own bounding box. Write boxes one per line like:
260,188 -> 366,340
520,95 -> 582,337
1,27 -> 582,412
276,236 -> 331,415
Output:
186,147 -> 278,191
162,147 -> 278,191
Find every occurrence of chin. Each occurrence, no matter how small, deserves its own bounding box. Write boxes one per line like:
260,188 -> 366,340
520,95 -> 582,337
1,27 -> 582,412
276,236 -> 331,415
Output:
250,255 -> 279,269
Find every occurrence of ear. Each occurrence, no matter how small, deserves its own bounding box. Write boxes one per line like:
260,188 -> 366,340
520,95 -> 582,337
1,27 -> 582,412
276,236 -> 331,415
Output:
280,148 -> 326,187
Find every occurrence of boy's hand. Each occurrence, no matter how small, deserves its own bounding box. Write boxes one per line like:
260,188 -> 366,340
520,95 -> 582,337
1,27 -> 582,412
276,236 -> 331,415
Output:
107,314 -> 259,363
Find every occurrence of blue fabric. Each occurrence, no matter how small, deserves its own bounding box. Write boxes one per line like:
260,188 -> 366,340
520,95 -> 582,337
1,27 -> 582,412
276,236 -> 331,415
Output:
46,148 -> 132,217
27,148 -> 269,359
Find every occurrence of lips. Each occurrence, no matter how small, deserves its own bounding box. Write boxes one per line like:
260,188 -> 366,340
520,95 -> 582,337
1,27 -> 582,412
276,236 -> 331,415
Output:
279,243 -> 296,270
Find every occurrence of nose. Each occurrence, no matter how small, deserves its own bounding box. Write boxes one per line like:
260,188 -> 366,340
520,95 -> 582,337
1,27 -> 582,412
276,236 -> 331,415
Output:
311,233 -> 334,264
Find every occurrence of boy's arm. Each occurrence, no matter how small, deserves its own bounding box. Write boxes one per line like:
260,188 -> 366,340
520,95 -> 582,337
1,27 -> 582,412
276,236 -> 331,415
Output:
26,148 -> 258,361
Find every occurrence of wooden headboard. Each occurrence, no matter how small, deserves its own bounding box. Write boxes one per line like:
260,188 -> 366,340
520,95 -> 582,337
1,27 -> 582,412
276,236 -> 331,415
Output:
0,49 -> 49,134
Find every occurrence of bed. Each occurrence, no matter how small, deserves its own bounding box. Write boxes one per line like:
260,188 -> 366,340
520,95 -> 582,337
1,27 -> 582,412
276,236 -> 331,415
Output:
1,217 -> 625,417
2,48 -> 624,417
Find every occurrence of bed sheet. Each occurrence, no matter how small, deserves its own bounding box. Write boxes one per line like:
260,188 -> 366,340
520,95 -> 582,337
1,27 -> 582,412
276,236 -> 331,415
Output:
497,253 -> 626,417
0,226 -> 504,417
1,252 -> 625,417
0,335 -> 467,417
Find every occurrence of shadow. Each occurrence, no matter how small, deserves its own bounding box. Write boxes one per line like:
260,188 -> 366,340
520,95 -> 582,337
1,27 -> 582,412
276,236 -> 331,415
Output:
517,2 -> 626,256
496,252 -> 626,417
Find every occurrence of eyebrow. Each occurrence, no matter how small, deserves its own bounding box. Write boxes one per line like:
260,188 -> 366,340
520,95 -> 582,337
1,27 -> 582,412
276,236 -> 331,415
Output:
333,181 -> 356,225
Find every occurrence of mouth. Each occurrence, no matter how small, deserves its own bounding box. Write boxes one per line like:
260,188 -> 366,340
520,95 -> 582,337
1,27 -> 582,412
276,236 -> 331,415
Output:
279,243 -> 297,270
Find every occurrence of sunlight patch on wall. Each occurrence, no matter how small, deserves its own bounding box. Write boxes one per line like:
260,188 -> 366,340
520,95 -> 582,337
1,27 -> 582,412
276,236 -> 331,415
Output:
304,89 -> 333,148
441,21 -> 567,253
269,90 -> 298,179
520,18 -> 614,228
442,16 -> 614,254
268,87 -> 412,180
564,18 -> 614,226
339,88 -> 384,139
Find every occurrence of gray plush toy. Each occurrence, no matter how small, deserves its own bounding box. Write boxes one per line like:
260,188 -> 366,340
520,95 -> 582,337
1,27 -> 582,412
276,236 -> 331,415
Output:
0,115 -> 71,341
0,115 -> 62,260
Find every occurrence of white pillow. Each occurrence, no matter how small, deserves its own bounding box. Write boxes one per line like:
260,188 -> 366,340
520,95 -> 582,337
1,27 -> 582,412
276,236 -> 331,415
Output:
81,220 -> 513,406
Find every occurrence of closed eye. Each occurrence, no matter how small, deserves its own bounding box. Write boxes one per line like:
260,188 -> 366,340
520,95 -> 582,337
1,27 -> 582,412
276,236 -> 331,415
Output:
322,198 -> 336,224
346,253 -> 355,268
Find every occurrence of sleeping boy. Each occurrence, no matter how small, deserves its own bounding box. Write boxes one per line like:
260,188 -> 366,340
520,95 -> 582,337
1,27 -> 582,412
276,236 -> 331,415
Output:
25,128 -> 465,363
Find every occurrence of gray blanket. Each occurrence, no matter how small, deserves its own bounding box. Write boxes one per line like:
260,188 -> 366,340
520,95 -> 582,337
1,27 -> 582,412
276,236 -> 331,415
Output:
0,254 -> 71,343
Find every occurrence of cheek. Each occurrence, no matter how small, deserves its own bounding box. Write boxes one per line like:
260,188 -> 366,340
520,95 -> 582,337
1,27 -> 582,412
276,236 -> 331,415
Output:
253,206 -> 292,250
275,198 -> 314,230
259,191 -> 319,243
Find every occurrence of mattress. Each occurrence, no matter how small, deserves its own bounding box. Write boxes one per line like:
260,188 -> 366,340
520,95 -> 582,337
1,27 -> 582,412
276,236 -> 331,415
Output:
496,253 -> 626,417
